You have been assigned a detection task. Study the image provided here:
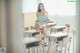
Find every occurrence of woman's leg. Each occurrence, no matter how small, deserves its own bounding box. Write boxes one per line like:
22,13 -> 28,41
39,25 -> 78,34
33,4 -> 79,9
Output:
41,27 -> 45,34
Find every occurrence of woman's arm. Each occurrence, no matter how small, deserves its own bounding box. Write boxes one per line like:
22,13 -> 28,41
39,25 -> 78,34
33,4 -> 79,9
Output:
45,11 -> 54,23
45,11 -> 50,22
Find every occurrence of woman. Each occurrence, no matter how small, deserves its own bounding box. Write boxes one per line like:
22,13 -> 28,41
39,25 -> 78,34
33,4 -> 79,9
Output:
36,3 -> 49,34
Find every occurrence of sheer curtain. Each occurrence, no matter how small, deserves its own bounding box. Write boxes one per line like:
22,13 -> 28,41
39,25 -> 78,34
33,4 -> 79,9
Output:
40,0 -> 76,16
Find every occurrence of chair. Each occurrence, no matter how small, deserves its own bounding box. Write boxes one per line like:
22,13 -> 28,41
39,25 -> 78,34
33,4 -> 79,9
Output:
30,26 -> 36,30
65,24 -> 70,34
37,38 -> 58,53
47,43 -> 58,53
57,36 -> 72,53
24,27 -> 29,31
62,36 -> 72,53
24,37 -> 42,53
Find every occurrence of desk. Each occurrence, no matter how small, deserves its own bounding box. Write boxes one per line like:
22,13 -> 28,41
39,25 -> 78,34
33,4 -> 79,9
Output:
47,32 -> 68,38
35,34 -> 45,39
46,23 -> 56,28
24,30 -> 41,34
47,32 -> 68,41
24,37 -> 42,53
51,26 -> 66,32
47,32 -> 68,48
24,37 -> 42,44
24,30 -> 41,37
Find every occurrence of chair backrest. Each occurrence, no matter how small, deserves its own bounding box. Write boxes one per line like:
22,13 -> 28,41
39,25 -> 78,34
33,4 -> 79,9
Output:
49,44 -> 58,52
30,26 -> 36,30
65,24 -> 71,34
24,27 -> 29,31
63,36 -> 72,48
65,24 -> 70,30
65,24 -> 70,28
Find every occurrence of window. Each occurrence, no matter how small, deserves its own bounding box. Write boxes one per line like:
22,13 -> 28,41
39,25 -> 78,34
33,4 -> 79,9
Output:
40,0 -> 76,16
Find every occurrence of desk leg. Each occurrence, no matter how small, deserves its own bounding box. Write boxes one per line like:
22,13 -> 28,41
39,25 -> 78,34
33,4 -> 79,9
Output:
28,48 -> 30,53
28,34 -> 30,37
37,46 -> 38,53
29,34 -> 32,37
47,37 -> 50,53
32,47 -> 35,53
32,48 -> 34,53
28,34 -> 32,37
43,38 -> 45,53
43,45 -> 44,53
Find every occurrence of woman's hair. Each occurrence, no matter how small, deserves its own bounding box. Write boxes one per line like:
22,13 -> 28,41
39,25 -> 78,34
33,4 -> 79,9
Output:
37,3 -> 45,12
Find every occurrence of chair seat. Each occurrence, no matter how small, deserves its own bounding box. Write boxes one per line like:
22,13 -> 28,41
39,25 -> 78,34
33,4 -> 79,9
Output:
62,47 -> 69,50
47,44 -> 58,53
58,46 -> 69,50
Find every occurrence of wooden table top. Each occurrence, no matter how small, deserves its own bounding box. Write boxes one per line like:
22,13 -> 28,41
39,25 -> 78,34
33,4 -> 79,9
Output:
51,26 -> 66,29
47,32 -> 68,38
46,23 -> 56,27
24,37 -> 42,44
24,30 -> 41,34
46,23 -> 56,26
35,34 -> 45,38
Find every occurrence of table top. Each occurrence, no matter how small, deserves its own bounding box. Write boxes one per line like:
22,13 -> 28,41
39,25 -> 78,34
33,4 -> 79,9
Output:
24,30 -> 41,34
35,34 -> 45,38
46,23 -> 56,26
51,26 -> 66,29
24,37 -> 42,44
47,32 -> 68,38
46,23 -> 56,27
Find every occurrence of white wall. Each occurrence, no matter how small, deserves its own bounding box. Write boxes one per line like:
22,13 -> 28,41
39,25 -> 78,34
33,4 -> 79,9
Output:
22,0 -> 39,13
0,0 -> 7,48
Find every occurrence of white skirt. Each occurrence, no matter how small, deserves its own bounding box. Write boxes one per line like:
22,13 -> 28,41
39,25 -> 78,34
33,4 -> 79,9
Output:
39,24 -> 46,28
